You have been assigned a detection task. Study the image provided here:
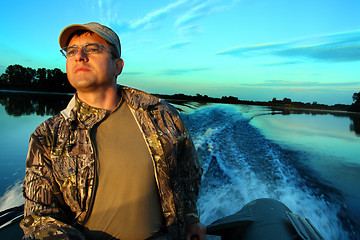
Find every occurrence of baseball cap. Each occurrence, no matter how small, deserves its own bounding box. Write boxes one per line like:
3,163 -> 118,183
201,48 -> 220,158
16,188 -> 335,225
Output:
59,22 -> 121,58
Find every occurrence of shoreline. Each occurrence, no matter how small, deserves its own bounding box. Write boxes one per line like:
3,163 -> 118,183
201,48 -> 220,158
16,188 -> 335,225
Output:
160,96 -> 360,116
1,89 -> 360,115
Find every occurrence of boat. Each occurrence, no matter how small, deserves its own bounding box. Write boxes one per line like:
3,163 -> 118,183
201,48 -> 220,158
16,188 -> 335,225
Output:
0,205 -> 24,239
207,198 -> 325,240
0,198 -> 324,240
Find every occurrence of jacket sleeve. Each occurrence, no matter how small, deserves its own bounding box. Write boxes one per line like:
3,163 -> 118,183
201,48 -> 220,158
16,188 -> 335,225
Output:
179,123 -> 203,225
20,124 -> 85,240
168,106 -> 203,225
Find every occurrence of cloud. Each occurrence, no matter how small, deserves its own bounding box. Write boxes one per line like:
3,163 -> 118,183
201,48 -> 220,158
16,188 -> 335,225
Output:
122,71 -> 145,75
100,0 -> 189,32
242,80 -> 360,88
216,30 -> 360,62
106,0 -> 232,35
216,42 -> 288,55
129,0 -> 188,30
165,41 -> 192,49
163,67 -> 209,75
177,24 -> 202,37
175,1 -> 215,27
95,0 -> 121,26
260,61 -> 299,66
174,0 -> 235,30
275,41 -> 360,62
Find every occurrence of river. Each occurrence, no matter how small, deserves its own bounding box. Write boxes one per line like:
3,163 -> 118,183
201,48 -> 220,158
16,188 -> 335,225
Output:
0,92 -> 359,239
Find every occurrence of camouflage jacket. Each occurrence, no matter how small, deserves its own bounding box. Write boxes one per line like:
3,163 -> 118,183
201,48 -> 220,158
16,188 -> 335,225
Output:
20,85 -> 202,240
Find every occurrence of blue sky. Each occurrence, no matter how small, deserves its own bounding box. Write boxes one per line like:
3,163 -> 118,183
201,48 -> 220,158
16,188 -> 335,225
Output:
0,0 -> 359,105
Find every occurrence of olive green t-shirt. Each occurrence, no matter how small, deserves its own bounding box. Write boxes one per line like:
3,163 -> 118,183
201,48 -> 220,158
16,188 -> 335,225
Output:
84,101 -> 163,240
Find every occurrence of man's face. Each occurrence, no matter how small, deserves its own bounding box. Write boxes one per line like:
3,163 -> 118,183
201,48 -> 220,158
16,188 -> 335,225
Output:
65,32 -> 123,92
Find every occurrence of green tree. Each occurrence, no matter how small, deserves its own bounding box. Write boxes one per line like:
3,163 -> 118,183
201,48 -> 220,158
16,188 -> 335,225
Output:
353,92 -> 360,104
0,73 -> 9,88
36,68 -> 47,90
6,64 -> 27,89
349,91 -> 360,112
25,67 -> 36,87
283,98 -> 292,104
0,64 -> 74,93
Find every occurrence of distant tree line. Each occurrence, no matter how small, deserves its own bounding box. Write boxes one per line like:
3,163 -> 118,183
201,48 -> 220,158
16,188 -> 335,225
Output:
157,93 -> 360,113
1,64 -> 359,113
350,92 -> 360,112
0,64 -> 74,93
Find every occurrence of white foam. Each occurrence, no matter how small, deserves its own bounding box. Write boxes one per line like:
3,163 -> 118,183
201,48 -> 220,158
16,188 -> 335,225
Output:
187,105 -> 352,240
0,181 -> 24,212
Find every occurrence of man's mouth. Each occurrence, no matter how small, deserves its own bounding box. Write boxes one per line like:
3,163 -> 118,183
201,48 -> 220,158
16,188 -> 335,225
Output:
75,66 -> 91,73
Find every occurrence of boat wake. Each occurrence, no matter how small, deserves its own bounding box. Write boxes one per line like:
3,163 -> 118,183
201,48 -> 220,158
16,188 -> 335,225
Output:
0,103 -> 358,239
181,104 -> 355,240
0,181 -> 23,213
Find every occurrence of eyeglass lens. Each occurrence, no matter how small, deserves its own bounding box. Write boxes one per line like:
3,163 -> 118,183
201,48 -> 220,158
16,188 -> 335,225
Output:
65,43 -> 102,57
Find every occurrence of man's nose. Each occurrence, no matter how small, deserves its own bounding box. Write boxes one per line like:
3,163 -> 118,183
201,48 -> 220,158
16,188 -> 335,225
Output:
74,47 -> 88,61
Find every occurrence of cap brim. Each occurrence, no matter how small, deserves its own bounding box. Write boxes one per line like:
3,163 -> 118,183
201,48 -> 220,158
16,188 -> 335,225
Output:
59,24 -> 94,48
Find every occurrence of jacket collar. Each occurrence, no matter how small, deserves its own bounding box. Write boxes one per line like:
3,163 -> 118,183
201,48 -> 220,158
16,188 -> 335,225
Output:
60,94 -> 107,129
119,85 -> 161,111
61,85 -> 161,125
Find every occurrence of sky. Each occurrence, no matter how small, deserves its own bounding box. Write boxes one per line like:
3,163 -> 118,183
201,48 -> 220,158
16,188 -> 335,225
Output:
0,0 -> 359,105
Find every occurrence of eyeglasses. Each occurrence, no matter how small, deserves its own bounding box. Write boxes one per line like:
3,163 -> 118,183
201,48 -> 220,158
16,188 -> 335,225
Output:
60,43 -> 113,58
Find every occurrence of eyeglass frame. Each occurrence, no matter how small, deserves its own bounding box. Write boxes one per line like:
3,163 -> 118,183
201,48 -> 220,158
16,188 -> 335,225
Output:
60,43 -> 116,58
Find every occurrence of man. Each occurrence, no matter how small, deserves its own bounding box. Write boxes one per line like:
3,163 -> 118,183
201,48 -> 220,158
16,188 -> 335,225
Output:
20,22 -> 206,240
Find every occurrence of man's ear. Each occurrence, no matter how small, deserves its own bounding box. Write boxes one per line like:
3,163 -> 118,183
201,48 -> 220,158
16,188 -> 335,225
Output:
115,58 -> 124,76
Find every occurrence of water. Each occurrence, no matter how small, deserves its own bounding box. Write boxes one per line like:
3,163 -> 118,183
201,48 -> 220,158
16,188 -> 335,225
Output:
0,93 -> 359,239
0,92 -> 71,209
177,102 -> 360,240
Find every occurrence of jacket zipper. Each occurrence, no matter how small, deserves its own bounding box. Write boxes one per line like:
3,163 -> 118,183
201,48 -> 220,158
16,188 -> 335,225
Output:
82,129 -> 99,225
129,107 -> 161,192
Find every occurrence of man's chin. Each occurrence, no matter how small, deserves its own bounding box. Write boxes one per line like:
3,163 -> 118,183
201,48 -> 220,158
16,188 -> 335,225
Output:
70,79 -> 96,91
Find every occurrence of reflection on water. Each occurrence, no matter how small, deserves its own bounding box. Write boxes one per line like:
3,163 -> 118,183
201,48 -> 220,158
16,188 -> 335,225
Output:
0,92 -> 359,239
267,106 -> 360,137
350,115 -> 360,136
1,91 -> 359,136
0,92 -> 74,196
0,91 -> 72,117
